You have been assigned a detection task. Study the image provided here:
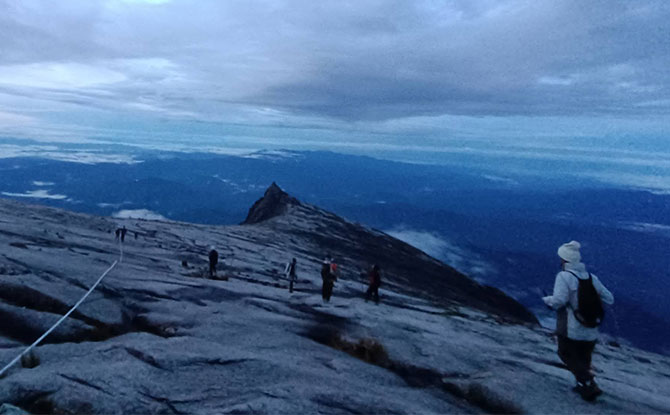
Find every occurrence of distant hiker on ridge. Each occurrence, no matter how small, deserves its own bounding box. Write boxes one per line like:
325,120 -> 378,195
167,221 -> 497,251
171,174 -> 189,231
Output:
365,264 -> 382,304
120,226 -> 127,242
285,257 -> 297,293
208,246 -> 219,278
321,257 -> 337,302
115,228 -> 121,241
542,240 -> 614,401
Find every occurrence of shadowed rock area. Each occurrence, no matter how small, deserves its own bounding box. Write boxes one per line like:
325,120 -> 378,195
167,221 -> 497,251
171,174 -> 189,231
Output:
0,185 -> 669,414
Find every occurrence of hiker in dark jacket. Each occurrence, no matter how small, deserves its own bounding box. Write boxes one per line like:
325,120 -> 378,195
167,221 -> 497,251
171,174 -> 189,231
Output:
120,226 -> 127,242
208,246 -> 219,278
285,258 -> 297,293
365,264 -> 382,304
321,258 -> 335,302
542,241 -> 614,401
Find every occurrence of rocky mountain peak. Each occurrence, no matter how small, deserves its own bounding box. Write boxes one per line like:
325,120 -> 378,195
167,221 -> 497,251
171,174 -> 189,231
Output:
242,182 -> 300,224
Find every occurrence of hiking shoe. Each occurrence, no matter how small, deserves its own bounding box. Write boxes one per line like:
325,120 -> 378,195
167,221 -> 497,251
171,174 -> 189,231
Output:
573,380 -> 601,401
589,380 -> 603,398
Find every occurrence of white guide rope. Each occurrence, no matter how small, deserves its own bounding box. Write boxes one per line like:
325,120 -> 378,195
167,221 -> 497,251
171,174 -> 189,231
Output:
0,242 -> 122,378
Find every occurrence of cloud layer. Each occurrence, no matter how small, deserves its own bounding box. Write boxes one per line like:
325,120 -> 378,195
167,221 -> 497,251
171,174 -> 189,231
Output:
1,0 -> 669,194
1,0 -> 668,126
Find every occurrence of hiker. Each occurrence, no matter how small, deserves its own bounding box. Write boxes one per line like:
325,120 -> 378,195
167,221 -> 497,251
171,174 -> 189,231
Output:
542,241 -> 614,401
365,264 -> 382,304
208,246 -> 219,278
285,258 -> 297,293
321,257 -> 336,302
115,228 -> 121,241
120,226 -> 128,242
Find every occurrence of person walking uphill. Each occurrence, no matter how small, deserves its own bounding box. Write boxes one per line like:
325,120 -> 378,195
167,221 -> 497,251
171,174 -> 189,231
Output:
542,241 -> 614,401
285,258 -> 297,293
365,264 -> 382,304
208,246 -> 219,278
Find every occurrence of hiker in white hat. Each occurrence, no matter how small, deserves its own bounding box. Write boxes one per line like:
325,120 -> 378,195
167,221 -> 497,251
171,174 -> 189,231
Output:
543,240 -> 614,401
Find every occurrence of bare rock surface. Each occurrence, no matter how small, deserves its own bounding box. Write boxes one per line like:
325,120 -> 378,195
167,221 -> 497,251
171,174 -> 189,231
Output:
0,186 -> 669,414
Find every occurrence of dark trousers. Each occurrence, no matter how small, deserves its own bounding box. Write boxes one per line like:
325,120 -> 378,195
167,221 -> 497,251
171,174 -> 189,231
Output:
557,335 -> 596,384
209,262 -> 217,277
322,280 -> 334,301
365,285 -> 380,304
289,276 -> 295,293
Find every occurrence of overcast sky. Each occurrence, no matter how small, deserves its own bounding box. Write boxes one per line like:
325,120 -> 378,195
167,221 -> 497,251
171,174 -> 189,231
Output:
1,0 -> 669,163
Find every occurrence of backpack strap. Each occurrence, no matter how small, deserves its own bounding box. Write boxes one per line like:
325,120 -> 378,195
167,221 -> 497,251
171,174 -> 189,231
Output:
566,270 -> 591,281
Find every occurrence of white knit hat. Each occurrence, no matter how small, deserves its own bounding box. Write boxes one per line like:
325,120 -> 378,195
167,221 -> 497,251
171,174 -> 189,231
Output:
558,240 -> 581,263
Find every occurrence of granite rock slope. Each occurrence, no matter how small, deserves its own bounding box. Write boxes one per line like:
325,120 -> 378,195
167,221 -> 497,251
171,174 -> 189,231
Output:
0,186 -> 668,414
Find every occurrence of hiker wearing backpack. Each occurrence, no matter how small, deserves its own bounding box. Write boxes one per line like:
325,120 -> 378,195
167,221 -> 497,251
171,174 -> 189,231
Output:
285,258 -> 297,293
542,240 -> 614,401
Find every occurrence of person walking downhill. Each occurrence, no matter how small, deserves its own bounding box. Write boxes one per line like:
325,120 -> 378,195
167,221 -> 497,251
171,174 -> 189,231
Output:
365,264 -> 382,304
542,241 -> 614,401
120,226 -> 128,243
285,258 -> 297,293
208,246 -> 219,278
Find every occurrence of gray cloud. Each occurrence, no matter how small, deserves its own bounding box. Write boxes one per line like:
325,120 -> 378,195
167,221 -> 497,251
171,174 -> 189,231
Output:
0,0 -> 668,139
0,0 -> 670,159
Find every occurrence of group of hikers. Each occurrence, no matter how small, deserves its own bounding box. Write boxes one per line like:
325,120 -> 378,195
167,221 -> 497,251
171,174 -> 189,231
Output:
121,230 -> 615,402
205,246 -> 383,304
114,226 -> 139,242
114,226 -> 128,242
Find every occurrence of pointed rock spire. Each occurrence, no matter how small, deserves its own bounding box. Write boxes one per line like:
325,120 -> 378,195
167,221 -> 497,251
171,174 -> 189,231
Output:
242,182 -> 300,224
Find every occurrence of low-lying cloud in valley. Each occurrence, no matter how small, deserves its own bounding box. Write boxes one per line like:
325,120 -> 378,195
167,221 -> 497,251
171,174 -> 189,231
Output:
385,226 -> 496,282
113,209 -> 167,221
1,189 -> 67,200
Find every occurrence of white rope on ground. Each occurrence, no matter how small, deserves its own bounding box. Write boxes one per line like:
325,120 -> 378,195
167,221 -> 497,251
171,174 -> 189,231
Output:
0,241 -> 123,378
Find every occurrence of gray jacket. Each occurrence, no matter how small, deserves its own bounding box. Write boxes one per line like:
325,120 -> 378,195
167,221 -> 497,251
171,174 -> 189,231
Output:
542,262 -> 614,341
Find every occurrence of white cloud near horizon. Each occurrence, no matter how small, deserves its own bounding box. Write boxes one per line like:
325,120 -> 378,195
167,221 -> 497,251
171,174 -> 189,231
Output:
113,209 -> 167,220
0,144 -> 139,164
1,189 -> 67,200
